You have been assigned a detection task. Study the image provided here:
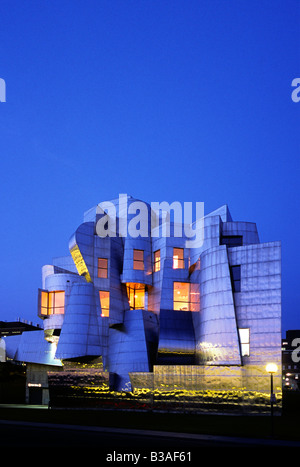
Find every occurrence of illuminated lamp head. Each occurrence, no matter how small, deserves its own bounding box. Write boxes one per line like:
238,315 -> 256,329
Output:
266,363 -> 278,374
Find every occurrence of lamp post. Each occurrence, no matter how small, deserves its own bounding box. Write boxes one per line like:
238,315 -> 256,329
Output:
266,363 -> 278,438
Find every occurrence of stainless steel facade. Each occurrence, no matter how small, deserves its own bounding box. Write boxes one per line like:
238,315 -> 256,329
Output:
4,196 -> 282,411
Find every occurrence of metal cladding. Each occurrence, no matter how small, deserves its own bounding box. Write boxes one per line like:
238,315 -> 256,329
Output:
4,330 -> 61,367
157,309 -> 195,365
106,309 -> 158,391
196,245 -> 242,365
5,195 -> 282,407
55,282 -> 103,360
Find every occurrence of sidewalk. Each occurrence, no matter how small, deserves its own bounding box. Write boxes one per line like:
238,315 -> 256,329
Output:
1,418 -> 300,447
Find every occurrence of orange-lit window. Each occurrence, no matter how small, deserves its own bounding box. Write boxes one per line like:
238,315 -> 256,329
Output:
154,250 -> 160,272
99,291 -> 110,317
173,248 -> 184,269
40,291 -> 48,316
98,258 -> 108,278
52,291 -> 65,314
39,290 -> 65,316
48,291 -> 54,312
190,283 -> 200,312
126,283 -> 145,309
173,282 -> 190,311
133,249 -> 144,270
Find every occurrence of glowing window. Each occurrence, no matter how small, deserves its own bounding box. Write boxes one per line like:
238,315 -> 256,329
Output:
133,249 -> 144,270
52,291 -> 65,315
98,258 -> 108,278
154,250 -> 160,272
126,283 -> 145,309
40,291 -> 48,316
99,291 -> 110,317
239,328 -> 250,356
173,248 -> 184,269
173,282 -> 190,311
190,282 -> 200,312
48,291 -> 54,311
39,290 -> 65,316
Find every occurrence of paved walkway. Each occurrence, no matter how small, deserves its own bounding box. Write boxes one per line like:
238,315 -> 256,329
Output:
0,418 -> 300,447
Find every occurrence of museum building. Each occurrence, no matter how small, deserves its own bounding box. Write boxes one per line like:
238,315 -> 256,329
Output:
3,196 -> 282,409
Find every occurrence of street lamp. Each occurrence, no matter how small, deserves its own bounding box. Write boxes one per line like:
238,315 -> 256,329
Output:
266,363 -> 278,437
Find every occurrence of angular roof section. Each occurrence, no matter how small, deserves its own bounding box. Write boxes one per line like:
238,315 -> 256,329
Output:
4,331 -> 62,366
206,204 -> 233,222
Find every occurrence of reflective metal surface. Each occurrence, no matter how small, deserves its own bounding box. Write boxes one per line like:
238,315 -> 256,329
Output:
4,198 -> 282,412
157,309 -> 195,364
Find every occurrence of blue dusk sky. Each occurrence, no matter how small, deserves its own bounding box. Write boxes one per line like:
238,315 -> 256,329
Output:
0,0 -> 299,334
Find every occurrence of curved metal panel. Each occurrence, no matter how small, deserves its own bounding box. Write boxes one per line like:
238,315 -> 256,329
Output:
196,245 -> 242,365
106,309 -> 153,391
69,222 -> 95,282
157,309 -> 195,364
55,282 -> 102,360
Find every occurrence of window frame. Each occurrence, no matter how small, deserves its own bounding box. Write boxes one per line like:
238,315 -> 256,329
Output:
99,290 -> 110,317
173,247 -> 184,269
230,265 -> 241,292
221,235 -> 243,247
239,328 -> 250,357
133,249 -> 144,271
39,290 -> 65,316
126,283 -> 145,310
154,249 -> 161,272
173,281 -> 190,311
97,257 -> 108,279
